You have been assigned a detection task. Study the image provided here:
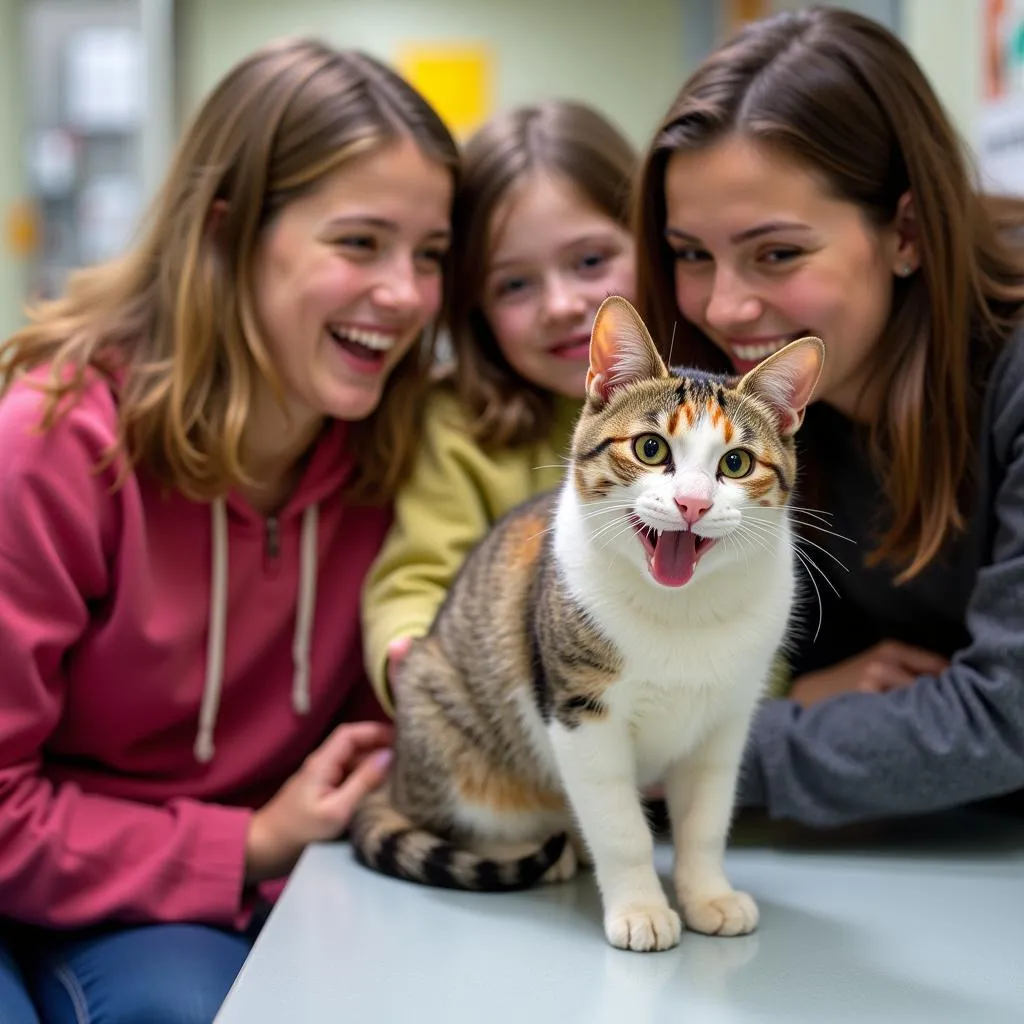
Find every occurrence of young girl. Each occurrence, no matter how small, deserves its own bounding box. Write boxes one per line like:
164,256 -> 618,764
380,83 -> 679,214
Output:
362,101 -> 637,707
636,8 -> 1024,826
0,38 -> 457,1024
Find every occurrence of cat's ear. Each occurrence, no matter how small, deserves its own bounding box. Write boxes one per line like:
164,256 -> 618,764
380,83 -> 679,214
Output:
738,336 -> 824,436
586,296 -> 668,407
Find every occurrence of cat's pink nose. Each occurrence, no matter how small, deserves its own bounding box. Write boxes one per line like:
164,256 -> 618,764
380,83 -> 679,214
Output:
675,495 -> 711,525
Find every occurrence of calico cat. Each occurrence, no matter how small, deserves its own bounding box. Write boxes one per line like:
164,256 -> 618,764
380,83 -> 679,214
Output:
351,296 -> 823,952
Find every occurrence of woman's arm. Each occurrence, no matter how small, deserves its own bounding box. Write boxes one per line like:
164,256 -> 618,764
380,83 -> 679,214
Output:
739,417 -> 1024,827
361,393 -> 510,712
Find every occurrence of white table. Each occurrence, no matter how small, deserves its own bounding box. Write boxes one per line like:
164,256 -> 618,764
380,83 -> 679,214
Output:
216,810 -> 1024,1023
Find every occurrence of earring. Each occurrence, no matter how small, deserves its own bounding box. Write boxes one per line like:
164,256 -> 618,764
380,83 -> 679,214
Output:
899,262 -> 914,277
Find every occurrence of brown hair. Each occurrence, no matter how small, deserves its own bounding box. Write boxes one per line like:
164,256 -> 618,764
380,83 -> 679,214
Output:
0,38 -> 459,505
635,7 -> 1024,581
448,100 -> 636,448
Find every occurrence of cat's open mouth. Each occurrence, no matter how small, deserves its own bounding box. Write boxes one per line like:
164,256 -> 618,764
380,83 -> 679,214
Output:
629,516 -> 715,588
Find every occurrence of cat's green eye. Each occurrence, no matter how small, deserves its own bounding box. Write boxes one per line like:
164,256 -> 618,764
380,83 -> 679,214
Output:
633,434 -> 670,466
719,448 -> 754,479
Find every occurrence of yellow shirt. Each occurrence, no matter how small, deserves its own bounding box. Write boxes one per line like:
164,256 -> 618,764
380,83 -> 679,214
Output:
362,388 -> 582,712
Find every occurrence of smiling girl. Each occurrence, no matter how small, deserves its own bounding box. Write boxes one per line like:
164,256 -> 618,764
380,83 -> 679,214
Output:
636,8 -> 1024,826
0,38 -> 456,1024
362,100 -> 636,707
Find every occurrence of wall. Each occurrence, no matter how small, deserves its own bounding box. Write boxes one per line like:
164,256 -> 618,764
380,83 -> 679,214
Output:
0,0 -> 26,341
903,0 -> 981,153
176,0 -> 684,148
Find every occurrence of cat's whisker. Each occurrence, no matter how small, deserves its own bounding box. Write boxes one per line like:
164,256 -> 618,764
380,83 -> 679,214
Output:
792,537 -> 850,573
788,541 -> 842,601
785,505 -> 836,523
526,502 -> 637,542
791,547 -> 826,643
722,530 -> 754,568
736,519 -> 842,604
786,520 -> 856,545
743,516 -> 851,573
592,515 -> 640,550
598,527 -> 638,558
731,524 -> 776,561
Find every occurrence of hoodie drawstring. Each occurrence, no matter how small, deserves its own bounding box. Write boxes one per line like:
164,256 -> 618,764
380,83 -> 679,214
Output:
193,499 -> 319,764
292,503 -> 318,715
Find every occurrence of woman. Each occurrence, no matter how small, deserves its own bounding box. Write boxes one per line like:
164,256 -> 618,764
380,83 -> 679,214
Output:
635,7 -> 1024,827
0,37 -> 457,1023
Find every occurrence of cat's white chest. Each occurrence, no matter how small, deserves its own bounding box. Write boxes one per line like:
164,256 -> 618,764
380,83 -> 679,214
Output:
612,634 -> 771,783
627,682 -> 727,783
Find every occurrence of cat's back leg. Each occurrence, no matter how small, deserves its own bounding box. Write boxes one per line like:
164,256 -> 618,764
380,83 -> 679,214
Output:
394,635 -> 569,854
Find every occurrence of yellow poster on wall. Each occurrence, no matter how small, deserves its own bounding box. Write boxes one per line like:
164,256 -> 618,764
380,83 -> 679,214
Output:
396,44 -> 493,137
724,0 -> 769,37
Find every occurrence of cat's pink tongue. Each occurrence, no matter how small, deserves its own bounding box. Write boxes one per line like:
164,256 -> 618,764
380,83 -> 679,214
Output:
651,529 -> 698,587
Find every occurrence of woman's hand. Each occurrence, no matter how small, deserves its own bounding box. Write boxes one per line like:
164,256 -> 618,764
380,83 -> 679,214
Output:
789,640 -> 949,708
245,720 -> 394,882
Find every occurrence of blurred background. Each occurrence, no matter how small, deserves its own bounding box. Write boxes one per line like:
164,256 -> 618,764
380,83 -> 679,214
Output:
0,0 -> 1012,344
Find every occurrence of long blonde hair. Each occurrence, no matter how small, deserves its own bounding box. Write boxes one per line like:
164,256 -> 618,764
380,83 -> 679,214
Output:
0,38 -> 459,505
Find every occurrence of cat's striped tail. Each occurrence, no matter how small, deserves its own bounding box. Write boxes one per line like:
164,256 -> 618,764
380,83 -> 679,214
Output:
349,787 -> 567,892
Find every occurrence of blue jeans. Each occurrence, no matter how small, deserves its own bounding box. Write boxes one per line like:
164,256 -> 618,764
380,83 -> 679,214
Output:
0,923 -> 254,1024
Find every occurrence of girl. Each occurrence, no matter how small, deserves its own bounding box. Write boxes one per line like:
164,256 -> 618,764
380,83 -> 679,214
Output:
362,101 -> 636,707
0,38 -> 457,1024
636,7 -> 1024,827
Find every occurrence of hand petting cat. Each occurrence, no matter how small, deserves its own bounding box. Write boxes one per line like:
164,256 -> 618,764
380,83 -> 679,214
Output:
246,721 -> 393,883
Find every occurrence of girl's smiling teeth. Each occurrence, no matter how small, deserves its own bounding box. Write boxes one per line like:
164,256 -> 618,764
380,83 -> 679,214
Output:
327,324 -> 398,351
726,334 -> 806,361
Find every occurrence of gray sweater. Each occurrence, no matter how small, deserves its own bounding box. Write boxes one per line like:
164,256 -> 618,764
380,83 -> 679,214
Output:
739,332 -> 1024,826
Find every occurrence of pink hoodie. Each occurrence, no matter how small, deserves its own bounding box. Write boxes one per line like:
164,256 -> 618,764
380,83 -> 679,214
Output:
0,368 -> 390,929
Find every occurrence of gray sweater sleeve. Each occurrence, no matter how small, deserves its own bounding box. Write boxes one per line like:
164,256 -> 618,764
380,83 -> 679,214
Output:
739,370 -> 1024,827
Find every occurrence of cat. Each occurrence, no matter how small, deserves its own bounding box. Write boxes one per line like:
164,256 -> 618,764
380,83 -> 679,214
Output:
351,295 -> 823,952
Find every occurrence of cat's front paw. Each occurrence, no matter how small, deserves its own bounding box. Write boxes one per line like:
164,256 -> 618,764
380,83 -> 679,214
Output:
681,889 -> 758,937
604,902 -> 682,952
